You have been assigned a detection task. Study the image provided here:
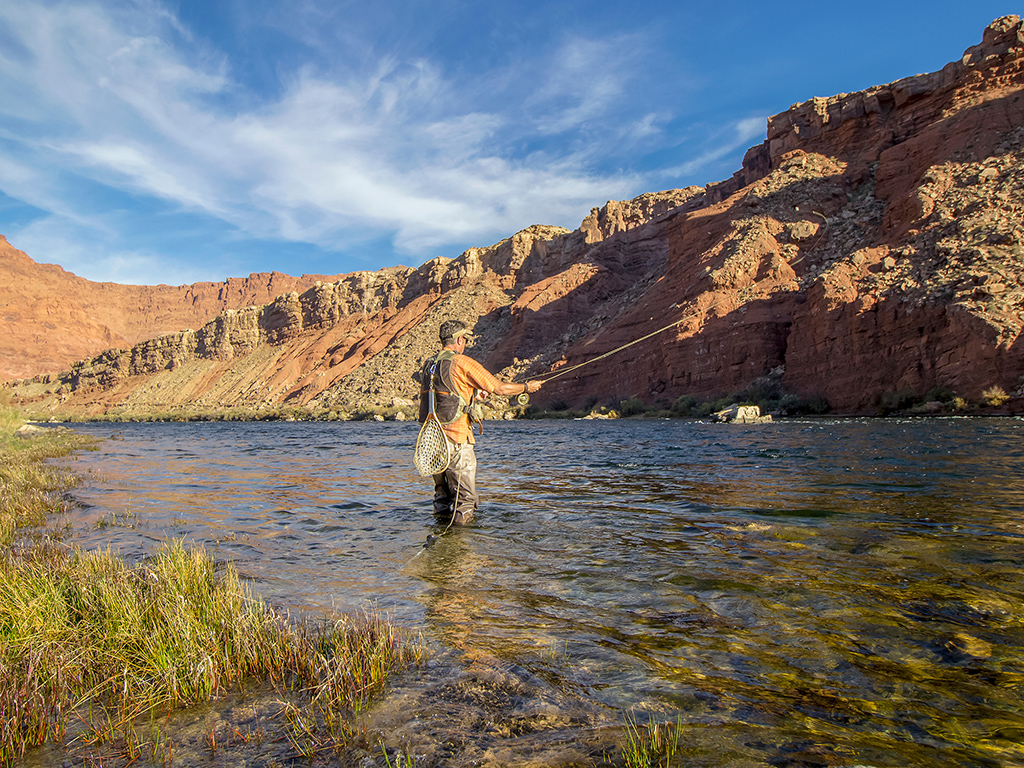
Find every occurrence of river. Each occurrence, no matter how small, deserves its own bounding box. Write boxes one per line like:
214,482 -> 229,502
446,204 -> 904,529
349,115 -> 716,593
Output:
57,417 -> 1024,767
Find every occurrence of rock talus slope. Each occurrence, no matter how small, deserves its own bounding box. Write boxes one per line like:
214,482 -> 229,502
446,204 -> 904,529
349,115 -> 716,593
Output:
7,16 -> 1024,416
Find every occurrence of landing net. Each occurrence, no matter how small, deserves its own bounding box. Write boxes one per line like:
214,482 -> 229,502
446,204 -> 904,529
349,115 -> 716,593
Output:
414,416 -> 451,477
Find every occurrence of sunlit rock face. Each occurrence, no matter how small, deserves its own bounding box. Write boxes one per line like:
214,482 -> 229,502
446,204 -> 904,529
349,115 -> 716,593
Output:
7,16 -> 1024,416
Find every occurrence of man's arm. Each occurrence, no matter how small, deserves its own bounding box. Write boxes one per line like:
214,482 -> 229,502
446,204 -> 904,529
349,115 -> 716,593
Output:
488,379 -> 542,397
459,357 -> 542,397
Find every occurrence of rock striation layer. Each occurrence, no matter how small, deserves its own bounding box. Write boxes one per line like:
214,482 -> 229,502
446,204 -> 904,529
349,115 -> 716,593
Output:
0,237 -> 347,380
7,17 -> 1024,416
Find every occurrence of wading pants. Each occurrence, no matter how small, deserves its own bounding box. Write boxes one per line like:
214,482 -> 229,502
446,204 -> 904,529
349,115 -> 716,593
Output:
432,441 -> 478,525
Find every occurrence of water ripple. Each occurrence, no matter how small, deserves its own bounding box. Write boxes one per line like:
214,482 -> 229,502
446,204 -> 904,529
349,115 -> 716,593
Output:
61,417 -> 1024,766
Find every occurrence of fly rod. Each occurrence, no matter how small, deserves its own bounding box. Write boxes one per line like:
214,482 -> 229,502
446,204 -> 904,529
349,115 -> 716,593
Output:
508,307 -> 698,405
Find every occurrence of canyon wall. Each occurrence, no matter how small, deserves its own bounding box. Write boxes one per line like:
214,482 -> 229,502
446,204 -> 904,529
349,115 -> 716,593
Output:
0,237 -> 347,380
7,16 -> 1024,416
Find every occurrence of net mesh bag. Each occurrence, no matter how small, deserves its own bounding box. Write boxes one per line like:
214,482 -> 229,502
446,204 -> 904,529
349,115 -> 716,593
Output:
414,416 -> 451,477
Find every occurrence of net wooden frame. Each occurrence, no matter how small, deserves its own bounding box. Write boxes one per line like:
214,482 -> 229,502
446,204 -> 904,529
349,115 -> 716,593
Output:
414,415 -> 451,477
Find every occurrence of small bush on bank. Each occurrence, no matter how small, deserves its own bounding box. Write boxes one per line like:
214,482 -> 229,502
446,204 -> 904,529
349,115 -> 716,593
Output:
670,395 -> 699,416
981,386 -> 1010,407
924,385 -> 957,403
877,389 -> 922,416
735,375 -> 784,407
618,397 -> 649,417
695,395 -> 736,419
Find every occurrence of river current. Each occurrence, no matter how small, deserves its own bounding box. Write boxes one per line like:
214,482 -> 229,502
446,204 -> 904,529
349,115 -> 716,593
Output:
59,417 -> 1024,767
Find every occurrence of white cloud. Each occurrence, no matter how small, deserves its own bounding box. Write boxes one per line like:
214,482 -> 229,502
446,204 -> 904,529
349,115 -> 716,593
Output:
661,116 -> 767,178
8,214 -> 223,285
0,2 -> 660,282
526,36 -> 641,136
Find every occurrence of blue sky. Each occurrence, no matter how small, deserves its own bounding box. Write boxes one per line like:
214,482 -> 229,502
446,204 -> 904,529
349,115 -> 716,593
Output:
0,1 -> 1017,285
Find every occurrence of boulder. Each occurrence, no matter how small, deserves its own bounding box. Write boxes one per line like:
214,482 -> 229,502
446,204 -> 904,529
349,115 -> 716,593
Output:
713,404 -> 773,424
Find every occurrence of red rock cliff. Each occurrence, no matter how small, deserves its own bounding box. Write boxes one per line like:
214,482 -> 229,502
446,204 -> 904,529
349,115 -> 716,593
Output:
0,236 -> 347,380
7,17 -> 1024,416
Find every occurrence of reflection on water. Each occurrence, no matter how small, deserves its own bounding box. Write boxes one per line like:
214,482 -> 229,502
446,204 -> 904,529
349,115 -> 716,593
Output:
61,417 -> 1024,767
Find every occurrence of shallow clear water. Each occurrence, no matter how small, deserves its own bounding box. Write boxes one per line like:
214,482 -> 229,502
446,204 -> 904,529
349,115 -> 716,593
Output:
60,417 -> 1024,767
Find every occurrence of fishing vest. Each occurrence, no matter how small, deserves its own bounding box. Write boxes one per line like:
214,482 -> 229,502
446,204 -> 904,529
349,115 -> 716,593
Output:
418,350 -> 469,425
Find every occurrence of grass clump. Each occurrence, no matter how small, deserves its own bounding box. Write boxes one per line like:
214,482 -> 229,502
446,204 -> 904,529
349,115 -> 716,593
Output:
618,714 -> 685,768
0,426 -> 96,549
0,401 -> 421,765
0,542 -> 420,765
618,397 -> 650,417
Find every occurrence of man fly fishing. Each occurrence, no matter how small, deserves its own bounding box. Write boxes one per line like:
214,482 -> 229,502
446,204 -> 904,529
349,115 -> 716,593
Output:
417,319 -> 542,525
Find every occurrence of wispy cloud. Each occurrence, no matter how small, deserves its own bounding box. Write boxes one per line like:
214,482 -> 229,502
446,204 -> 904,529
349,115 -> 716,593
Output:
0,2 -> 671,282
661,116 -> 767,178
526,36 -> 639,136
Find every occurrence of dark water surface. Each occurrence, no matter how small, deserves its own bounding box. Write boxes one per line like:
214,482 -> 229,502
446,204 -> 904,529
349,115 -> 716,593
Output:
60,418 -> 1024,767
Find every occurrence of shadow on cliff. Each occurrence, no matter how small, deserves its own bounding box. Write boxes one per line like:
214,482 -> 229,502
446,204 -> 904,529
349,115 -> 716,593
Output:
478,233 -> 677,375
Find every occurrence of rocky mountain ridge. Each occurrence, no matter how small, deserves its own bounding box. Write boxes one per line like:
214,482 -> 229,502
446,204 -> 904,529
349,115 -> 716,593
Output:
7,16 -> 1024,416
0,236 -> 348,380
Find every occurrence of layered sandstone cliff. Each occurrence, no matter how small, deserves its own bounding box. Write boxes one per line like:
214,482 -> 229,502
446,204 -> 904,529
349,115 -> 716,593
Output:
7,17 -> 1024,416
539,15 -> 1024,412
0,237 -> 347,380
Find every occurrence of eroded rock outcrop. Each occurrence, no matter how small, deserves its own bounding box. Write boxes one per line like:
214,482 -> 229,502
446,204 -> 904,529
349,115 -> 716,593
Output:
539,15 -> 1024,413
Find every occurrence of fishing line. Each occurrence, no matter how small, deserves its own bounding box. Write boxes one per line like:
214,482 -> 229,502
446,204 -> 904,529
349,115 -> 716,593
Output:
535,314 -> 690,384
504,304 -> 701,406
515,210 -> 830,391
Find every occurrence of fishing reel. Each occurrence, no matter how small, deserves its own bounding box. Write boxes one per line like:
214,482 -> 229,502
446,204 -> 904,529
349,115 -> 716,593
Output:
513,392 -> 530,406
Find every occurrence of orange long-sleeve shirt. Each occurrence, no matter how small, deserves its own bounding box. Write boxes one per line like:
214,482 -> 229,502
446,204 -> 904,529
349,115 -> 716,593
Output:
442,354 -> 502,444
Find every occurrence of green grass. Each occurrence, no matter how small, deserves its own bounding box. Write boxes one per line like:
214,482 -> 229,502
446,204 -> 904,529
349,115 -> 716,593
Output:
0,543 -> 421,765
0,401 -> 422,766
618,714 -> 685,768
0,419 -> 96,549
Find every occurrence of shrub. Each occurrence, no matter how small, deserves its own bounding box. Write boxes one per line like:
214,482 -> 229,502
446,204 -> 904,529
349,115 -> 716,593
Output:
737,375 -> 784,405
670,395 -> 699,416
924,385 -> 958,404
981,386 -> 1010,407
618,397 -> 648,417
878,389 -> 921,416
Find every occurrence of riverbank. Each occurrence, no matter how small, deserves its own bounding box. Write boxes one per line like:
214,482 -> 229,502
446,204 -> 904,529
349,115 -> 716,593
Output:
14,369 -> 1020,425
0,405 -> 422,767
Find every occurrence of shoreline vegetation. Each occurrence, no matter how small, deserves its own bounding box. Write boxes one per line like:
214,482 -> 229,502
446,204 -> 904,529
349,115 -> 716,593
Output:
16,378 -> 1019,425
0,399 -> 422,767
